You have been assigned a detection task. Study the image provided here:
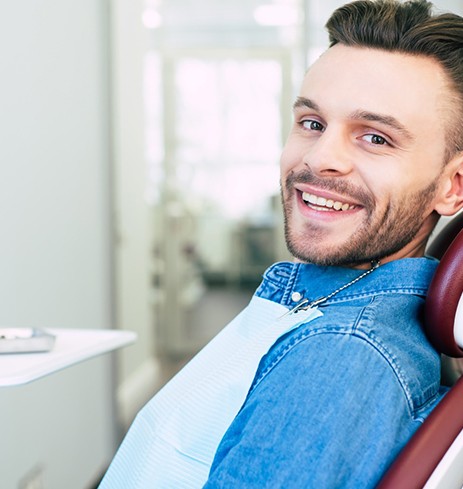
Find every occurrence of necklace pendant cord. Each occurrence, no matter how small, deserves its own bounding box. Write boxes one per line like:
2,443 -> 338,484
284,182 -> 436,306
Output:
285,260 -> 381,316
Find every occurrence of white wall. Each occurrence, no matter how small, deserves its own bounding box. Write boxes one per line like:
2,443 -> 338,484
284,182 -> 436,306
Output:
0,1 -> 117,487
111,0 -> 160,428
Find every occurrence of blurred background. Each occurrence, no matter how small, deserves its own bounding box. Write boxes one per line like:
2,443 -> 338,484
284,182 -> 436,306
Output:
0,0 -> 461,487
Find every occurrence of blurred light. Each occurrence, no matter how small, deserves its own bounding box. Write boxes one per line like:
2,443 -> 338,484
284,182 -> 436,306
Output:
254,4 -> 298,26
142,8 -> 162,29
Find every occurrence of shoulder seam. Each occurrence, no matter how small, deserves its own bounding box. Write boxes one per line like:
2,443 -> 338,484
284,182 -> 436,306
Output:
249,321 -> 434,419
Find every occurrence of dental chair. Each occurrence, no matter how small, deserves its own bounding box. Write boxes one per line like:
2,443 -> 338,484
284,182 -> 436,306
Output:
377,212 -> 463,489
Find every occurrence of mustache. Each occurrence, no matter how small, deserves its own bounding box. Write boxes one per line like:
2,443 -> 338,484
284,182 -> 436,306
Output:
283,168 -> 375,209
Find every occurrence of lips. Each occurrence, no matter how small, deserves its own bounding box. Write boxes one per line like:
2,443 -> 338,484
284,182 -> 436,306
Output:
301,192 -> 357,211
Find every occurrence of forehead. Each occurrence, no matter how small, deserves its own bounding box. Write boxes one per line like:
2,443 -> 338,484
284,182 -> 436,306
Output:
300,44 -> 450,131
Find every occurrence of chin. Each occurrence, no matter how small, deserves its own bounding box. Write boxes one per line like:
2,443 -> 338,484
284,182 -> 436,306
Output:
285,233 -> 376,268
287,240 -> 338,266
285,228 -> 339,265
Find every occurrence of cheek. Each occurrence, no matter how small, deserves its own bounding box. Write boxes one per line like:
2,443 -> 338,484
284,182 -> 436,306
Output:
356,164 -> 405,207
280,141 -> 303,174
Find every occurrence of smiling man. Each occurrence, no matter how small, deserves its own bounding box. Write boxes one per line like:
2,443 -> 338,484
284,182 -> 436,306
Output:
99,1 -> 463,488
282,44 -> 454,268
203,1 -> 463,487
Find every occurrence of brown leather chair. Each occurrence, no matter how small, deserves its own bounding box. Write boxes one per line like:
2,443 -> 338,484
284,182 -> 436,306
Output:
377,212 -> 463,489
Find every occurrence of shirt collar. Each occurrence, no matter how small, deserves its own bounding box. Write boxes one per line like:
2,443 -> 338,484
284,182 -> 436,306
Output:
269,257 -> 439,307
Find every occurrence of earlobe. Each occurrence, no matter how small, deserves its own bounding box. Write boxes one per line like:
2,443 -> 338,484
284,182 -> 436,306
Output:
434,154 -> 463,216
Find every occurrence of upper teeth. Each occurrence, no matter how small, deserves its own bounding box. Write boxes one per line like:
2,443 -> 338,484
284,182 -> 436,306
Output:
302,192 -> 355,211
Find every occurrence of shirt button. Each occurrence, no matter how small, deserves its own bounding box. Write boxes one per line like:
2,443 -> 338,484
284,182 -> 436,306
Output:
291,291 -> 302,302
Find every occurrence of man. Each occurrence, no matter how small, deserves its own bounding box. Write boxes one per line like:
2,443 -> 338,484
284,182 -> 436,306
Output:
100,1 -> 463,487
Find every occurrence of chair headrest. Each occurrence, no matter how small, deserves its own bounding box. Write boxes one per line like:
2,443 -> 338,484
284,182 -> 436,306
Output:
425,213 -> 463,358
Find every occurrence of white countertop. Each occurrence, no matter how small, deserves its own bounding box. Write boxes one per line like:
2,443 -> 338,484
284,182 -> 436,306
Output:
0,328 -> 137,387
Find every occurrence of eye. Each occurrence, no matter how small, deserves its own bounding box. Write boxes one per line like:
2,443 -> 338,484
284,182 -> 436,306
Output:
301,119 -> 325,132
363,134 -> 388,145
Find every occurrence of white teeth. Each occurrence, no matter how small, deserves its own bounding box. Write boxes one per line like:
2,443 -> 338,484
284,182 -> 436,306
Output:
301,192 -> 355,212
308,194 -> 318,205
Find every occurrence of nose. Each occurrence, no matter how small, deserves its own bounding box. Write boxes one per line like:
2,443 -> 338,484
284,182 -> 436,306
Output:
302,127 -> 354,176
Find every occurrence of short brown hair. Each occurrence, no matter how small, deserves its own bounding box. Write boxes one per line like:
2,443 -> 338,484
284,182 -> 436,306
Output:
326,0 -> 463,159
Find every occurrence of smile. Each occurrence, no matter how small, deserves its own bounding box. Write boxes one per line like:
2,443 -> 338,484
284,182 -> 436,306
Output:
301,192 -> 357,212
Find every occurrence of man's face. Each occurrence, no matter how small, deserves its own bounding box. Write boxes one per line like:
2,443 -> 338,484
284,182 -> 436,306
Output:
281,44 -> 452,268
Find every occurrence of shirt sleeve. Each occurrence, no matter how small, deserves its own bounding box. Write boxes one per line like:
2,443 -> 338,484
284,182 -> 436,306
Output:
203,332 -> 421,489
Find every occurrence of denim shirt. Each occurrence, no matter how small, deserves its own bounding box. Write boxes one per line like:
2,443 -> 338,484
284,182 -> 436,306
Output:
204,257 -> 441,488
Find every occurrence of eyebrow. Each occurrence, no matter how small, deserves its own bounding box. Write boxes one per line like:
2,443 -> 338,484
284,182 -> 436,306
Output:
350,109 -> 415,142
293,96 -> 320,112
293,96 -> 415,142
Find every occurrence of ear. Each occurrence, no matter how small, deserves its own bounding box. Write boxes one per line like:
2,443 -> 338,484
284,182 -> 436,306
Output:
434,152 -> 463,216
